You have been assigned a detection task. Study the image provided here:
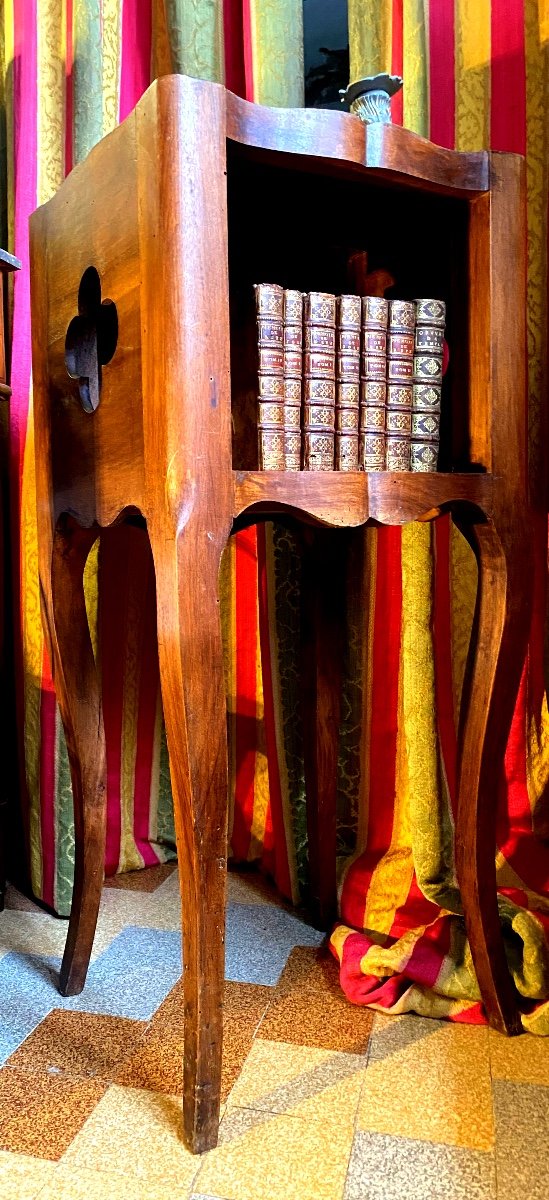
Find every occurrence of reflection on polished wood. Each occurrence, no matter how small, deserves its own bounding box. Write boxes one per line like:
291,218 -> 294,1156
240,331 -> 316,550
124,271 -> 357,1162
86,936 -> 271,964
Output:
30,74 -> 531,1152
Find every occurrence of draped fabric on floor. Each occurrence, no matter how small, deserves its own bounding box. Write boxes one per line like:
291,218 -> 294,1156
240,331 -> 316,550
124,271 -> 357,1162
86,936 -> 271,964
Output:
3,1 -> 549,1030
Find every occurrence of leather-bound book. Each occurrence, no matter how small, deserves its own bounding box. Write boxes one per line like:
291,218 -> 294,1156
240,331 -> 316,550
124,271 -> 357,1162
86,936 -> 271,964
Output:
283,288 -> 303,470
385,300 -> 415,471
303,291 -> 336,470
336,294 -> 361,470
255,282 -> 285,470
359,295 -> 388,471
411,299 -> 446,472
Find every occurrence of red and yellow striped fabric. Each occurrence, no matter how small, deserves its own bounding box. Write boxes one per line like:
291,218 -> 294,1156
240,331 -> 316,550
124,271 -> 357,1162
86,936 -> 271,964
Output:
331,0 -> 549,1033
3,0 -> 300,916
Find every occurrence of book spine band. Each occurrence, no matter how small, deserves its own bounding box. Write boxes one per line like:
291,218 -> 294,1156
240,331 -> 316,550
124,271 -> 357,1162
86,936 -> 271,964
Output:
256,283 -> 285,470
360,296 -> 388,471
304,292 -> 336,470
410,299 -> 446,472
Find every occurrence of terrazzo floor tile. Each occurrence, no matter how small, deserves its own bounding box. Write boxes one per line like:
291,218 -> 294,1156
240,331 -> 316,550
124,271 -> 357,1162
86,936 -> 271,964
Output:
489,1028 -> 549,1087
343,1131 -> 496,1200
0,910 -> 71,961
0,1150 -> 57,1200
257,985 -> 373,1052
103,863 -> 177,893
274,945 -> 343,995
150,979 -> 272,1040
492,1079 -> 549,1200
0,1067 -> 106,1158
224,903 -> 323,985
226,870 -> 285,907
63,927 -> 182,1018
61,1085 -> 199,1188
195,1106 -> 353,1200
357,1015 -> 494,1151
0,953 -> 61,1064
3,885 -> 42,913
225,1038 -> 367,1131
7,1010 -> 145,1082
38,1163 -> 192,1199
116,979 -> 272,1101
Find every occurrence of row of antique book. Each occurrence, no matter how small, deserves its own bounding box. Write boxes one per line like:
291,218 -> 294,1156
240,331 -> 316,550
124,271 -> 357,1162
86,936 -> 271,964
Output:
255,283 -> 446,472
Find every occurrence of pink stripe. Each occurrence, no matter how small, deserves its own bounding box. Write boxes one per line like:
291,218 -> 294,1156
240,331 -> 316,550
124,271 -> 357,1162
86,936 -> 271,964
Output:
131,533 -> 161,867
65,0 -> 73,172
490,0 -> 526,154
11,0 -> 38,861
119,0 -> 152,122
428,0 -> 455,148
242,0 -> 254,101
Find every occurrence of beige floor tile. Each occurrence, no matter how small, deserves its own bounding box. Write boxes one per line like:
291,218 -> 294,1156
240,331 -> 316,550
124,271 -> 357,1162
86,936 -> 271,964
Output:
226,1038 -> 367,1132
196,1106 -> 352,1200
357,1015 -> 494,1151
489,1028 -> 549,1087
60,1085 -> 199,1188
38,1163 -> 191,1199
0,1151 -> 57,1200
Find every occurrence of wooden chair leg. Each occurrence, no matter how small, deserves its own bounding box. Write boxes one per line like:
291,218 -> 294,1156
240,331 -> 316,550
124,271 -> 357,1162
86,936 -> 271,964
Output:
454,514 -> 532,1035
41,518 -> 105,996
151,522 -> 229,1154
300,525 -> 346,930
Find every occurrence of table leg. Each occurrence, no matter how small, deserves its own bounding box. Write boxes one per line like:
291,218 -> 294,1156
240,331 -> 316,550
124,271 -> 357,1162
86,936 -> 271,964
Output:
454,512 -> 532,1035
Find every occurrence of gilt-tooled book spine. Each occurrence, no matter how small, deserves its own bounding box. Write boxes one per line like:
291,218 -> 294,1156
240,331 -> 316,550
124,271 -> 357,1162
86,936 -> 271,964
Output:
303,292 -> 337,471
359,296 -> 388,471
335,294 -> 361,471
255,283 -> 285,470
411,299 -> 446,472
283,289 -> 303,470
385,300 -> 415,471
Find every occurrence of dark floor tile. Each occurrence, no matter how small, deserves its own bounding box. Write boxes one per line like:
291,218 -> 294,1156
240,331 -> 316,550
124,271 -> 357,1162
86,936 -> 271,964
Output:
0,1066 -> 107,1159
7,1010 -> 145,1082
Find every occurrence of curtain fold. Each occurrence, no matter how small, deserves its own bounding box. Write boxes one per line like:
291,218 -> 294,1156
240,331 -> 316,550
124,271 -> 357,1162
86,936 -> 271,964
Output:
332,0 -> 549,1033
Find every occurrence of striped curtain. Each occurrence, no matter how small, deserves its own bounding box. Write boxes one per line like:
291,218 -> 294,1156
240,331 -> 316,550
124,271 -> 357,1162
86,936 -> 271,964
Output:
331,0 -> 549,1033
3,0 -> 549,1030
2,0 -> 304,915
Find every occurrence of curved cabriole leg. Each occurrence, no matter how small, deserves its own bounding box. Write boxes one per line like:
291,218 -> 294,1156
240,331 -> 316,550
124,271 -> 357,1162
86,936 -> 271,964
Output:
41,518 -> 105,996
151,522 -> 229,1154
455,513 -> 532,1035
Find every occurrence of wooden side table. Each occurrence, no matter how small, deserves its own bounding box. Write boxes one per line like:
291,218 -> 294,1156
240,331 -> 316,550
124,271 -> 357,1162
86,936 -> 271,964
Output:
0,248 -> 21,912
30,75 -> 531,1151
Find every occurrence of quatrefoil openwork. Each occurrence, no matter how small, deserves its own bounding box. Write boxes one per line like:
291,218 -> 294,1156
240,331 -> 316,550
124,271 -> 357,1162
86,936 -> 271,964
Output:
64,266 -> 118,413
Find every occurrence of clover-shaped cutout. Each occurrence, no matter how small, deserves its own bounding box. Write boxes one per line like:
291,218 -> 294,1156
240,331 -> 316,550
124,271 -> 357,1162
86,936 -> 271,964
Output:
64,266 -> 118,413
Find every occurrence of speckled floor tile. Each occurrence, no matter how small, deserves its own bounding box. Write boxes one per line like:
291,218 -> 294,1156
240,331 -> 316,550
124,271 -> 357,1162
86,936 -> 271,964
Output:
489,1028 -> 549,1087
0,953 -> 60,1065
274,945 -> 342,995
343,1131 -> 496,1200
196,1106 -> 352,1200
150,979 -> 271,1041
0,1150 -> 57,1200
0,911 -> 72,960
3,885 -> 42,913
7,1010 -> 145,1081
116,980 -> 271,1102
226,870 -> 283,907
224,903 -> 323,985
61,1085 -> 199,1187
357,1016 -> 494,1151
63,927 -> 182,1018
39,1163 -> 191,1199
493,1079 -> 549,1200
257,986 -> 373,1052
0,1067 -> 106,1158
226,1038 -> 367,1131
103,864 -> 177,893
